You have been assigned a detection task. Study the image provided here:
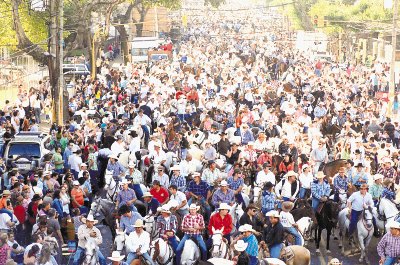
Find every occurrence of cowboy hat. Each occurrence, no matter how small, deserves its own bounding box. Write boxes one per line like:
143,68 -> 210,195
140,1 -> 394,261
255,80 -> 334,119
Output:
373,174 -> 384,181
388,220 -> 400,229
133,219 -> 145,228
80,163 -> 87,167
82,214 -> 99,224
281,201 -> 295,212
285,171 -> 298,179
382,157 -> 393,165
383,178 -> 393,187
192,172 -> 201,177
189,204 -> 200,211
234,240 -> 248,252
218,203 -> 231,211
316,171 -> 325,179
108,154 -> 119,160
266,210 -> 280,218
220,180 -> 228,187
153,142 -> 161,147
2,190 -> 11,196
128,162 -> 135,168
73,180 -> 80,186
120,179 -> 130,185
247,141 -> 255,146
238,224 -> 256,233
160,205 -> 171,214
142,192 -> 153,197
170,165 -> 180,171
328,258 -> 342,265
108,251 -> 125,262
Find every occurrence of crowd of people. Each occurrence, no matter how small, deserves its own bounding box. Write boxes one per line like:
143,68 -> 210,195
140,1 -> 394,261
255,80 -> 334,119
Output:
1,5 -> 400,265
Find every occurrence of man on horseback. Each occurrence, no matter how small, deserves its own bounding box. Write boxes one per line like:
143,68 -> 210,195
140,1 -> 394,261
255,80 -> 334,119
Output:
211,180 -> 235,209
169,165 -> 186,192
263,210 -> 284,259
119,205 -> 143,234
187,172 -> 212,219
142,192 -> 160,215
73,214 -> 106,265
234,224 -> 259,265
310,172 -> 331,212
106,154 -> 126,179
202,160 -> 222,187
333,167 -> 349,203
280,201 -> 302,246
125,162 -> 144,201
125,219 -> 155,265
156,205 -> 179,251
275,171 -> 299,205
347,183 -> 380,238
350,163 -> 368,190
256,163 -> 275,186
116,179 -> 138,212
227,169 -> 246,207
377,221 -> 400,265
176,204 -> 207,264
208,203 -> 233,243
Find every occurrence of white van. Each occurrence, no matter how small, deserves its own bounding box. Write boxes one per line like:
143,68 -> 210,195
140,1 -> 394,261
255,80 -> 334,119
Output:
131,37 -> 163,62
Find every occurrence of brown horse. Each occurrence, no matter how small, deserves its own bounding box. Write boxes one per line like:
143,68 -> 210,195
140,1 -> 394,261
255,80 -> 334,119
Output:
280,245 -> 311,265
322,159 -> 348,182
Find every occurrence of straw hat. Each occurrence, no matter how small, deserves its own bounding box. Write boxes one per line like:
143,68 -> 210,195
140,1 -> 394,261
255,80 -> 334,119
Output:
189,204 -> 200,211
108,251 -> 125,262
133,219 -> 145,228
382,157 -> 394,166
373,174 -> 384,181
266,210 -> 280,218
282,201 -> 295,212
234,240 -> 248,252
81,214 -> 99,224
316,171 -> 325,179
218,203 -> 231,211
170,165 -> 180,171
285,171 -> 298,179
238,224 -> 256,233
160,205 -> 171,214
2,190 -> 11,196
383,178 -> 393,187
328,258 -> 342,265
142,192 -> 153,198
220,180 -> 228,187
388,220 -> 400,229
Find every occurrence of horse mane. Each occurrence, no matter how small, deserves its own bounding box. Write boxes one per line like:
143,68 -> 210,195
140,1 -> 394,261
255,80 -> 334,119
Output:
152,239 -> 160,261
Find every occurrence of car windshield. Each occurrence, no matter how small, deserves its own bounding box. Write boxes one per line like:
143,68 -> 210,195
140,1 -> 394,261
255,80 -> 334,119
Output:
8,143 -> 41,158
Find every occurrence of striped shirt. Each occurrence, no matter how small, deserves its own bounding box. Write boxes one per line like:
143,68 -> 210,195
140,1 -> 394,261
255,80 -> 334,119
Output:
311,181 -> 331,200
211,189 -> 235,208
261,191 -> 276,211
227,176 -> 244,191
243,234 -> 258,257
377,232 -> 400,258
169,175 -> 186,192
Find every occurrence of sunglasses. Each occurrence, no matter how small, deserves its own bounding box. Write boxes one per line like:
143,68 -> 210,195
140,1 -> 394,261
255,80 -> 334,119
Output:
360,188 -> 368,190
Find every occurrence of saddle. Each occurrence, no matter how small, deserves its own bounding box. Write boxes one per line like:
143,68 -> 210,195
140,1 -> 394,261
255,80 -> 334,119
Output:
317,202 -> 325,214
281,246 -> 295,263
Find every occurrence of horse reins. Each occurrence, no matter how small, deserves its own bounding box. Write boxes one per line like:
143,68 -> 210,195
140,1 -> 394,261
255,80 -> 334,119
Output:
211,234 -> 229,259
106,176 -> 120,200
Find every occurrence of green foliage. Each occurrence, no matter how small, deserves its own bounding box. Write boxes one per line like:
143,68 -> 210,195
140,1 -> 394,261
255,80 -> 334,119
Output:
204,0 -> 226,8
143,0 -> 181,9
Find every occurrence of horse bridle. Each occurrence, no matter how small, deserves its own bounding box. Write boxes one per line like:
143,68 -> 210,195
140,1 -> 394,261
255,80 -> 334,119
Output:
211,234 -> 229,259
105,175 -> 120,200
150,240 -> 174,265
145,216 -> 157,239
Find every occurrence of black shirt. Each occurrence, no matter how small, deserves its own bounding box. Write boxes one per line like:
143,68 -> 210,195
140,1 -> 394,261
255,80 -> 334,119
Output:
217,138 -> 230,156
263,221 -> 284,247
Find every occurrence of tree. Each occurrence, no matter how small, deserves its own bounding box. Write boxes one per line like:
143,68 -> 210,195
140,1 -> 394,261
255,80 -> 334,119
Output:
204,0 -> 225,8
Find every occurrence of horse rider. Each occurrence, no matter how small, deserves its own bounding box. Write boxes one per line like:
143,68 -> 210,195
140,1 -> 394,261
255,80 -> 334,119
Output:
176,204 -> 207,264
133,109 -> 151,146
179,154 -> 196,179
106,154 -> 126,179
152,166 -> 169,188
370,174 -> 384,206
377,221 -> 400,265
377,157 -> 397,181
211,180 -> 235,210
298,164 -> 313,199
202,160 -> 222,187
156,205 -> 179,252
168,184 -> 189,216
350,163 -> 368,190
275,171 -> 299,206
116,179 -> 139,212
239,204 -> 264,233
148,142 -> 167,179
118,204 -> 143,234
142,192 -> 160,215
233,240 -> 250,264
263,210 -> 284,259
262,182 -> 277,215
256,163 -> 276,186
381,179 -> 397,205
187,172 -> 212,219
311,171 -> 331,212
125,162 -> 144,201
233,224 -> 259,265
333,167 -> 349,203
150,180 -> 169,205
207,203 -> 233,244
169,165 -> 186,192
107,251 -> 128,265
227,168 -> 246,207
280,201 -> 302,246
347,183 -> 380,238
73,214 -> 107,265
125,219 -> 155,265
310,140 -> 328,175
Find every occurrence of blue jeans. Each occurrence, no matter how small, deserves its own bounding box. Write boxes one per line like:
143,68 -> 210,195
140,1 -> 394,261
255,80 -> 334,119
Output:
187,197 -> 211,220
277,196 -> 290,209
383,257 -> 397,265
176,234 -> 207,263
141,125 -> 150,144
181,148 -> 188,160
249,255 -> 258,265
349,209 -> 362,236
285,227 -> 302,245
132,184 -> 144,201
168,236 -> 178,251
126,252 -> 155,265
299,188 -> 310,199
269,243 -> 283,259
73,246 -> 106,265
311,198 -> 320,212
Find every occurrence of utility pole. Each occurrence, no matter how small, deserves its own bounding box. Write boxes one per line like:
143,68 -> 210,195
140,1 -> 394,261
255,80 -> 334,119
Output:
389,0 -> 399,117
50,0 -> 59,123
59,0 -> 64,124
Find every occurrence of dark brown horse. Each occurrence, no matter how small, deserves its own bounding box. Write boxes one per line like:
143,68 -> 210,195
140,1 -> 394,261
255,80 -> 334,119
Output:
315,200 -> 341,253
322,159 -> 348,182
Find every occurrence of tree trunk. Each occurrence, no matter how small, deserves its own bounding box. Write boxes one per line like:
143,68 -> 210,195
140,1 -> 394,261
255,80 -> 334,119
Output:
115,25 -> 130,64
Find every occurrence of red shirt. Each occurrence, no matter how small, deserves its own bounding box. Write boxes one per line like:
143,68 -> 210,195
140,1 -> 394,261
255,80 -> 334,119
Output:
208,213 -> 233,236
150,187 -> 169,204
13,205 -> 26,223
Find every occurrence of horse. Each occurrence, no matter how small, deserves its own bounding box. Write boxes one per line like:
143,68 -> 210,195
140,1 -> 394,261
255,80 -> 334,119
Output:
149,238 -> 174,265
338,207 -> 374,263
296,217 -> 314,242
279,245 -> 311,265
259,258 -> 286,265
181,238 -> 200,265
143,215 -> 159,241
373,197 -> 400,231
82,237 -> 99,265
89,197 -> 118,240
113,231 -> 126,255
314,200 -> 341,253
229,203 -> 244,232
103,170 -> 120,201
210,227 -> 230,259
322,159 -> 347,181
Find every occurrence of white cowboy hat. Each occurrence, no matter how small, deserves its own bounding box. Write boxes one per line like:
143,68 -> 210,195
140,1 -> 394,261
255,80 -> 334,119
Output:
133,219 -> 145,228
43,171 -> 52,175
120,179 -> 130,185
192,172 -> 201,178
238,224 -> 255,233
266,210 -> 281,218
128,162 -> 135,168
81,214 -> 99,224
73,180 -> 80,186
234,240 -> 248,252
167,199 -> 179,208
80,163 -> 87,167
108,251 -> 125,261
285,170 -> 298,179
382,157 -> 394,165
218,203 -> 231,211
108,154 -> 119,160
153,142 -> 161,147
329,258 -> 342,265
220,180 -> 228,187
316,171 -> 325,179
388,221 -> 400,229
373,174 -> 384,181
142,192 -> 153,197
302,164 -> 309,170
170,165 -> 180,171
247,141 -> 255,146
189,204 -> 200,211
160,205 -> 171,214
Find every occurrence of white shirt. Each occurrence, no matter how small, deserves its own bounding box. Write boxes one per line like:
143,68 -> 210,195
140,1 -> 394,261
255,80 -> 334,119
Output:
150,150 -> 167,165
170,191 -> 189,210
111,141 -> 126,155
0,213 -> 12,230
134,114 -> 151,126
179,159 -> 197,177
126,230 -> 151,254
68,154 -> 82,172
256,170 -> 276,186
298,172 -> 314,189
129,137 -> 141,153
77,224 -> 102,248
347,191 -> 374,211
275,178 -> 299,199
280,211 -> 295,228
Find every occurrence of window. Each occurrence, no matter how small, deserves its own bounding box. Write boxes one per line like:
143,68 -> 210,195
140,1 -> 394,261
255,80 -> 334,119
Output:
8,143 -> 41,158
132,48 -> 148,56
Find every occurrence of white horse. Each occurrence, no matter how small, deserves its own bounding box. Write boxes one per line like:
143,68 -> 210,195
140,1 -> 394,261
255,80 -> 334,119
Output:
260,258 -> 286,265
207,258 -> 234,265
118,150 -> 137,168
210,227 -> 230,259
229,203 -> 244,232
83,237 -> 99,265
373,197 -> 400,231
113,231 -> 126,255
144,215 -> 159,240
181,238 -> 200,265
338,207 -> 374,263
103,170 -> 119,201
296,217 -> 313,243
149,238 -> 174,265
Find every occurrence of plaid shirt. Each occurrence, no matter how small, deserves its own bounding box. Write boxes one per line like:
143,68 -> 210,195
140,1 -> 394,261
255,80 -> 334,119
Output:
227,176 -> 244,191
243,234 -> 259,257
377,167 -> 397,180
311,180 -> 331,200
188,180 -> 210,199
117,188 -> 137,206
377,232 -> 400,258
381,187 -> 395,200
202,168 -> 221,185
170,175 -> 186,192
106,161 -> 126,177
333,175 -> 349,192
156,215 -> 178,236
211,188 -> 235,208
126,169 -> 143,184
181,213 -> 205,235
261,191 -> 276,210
